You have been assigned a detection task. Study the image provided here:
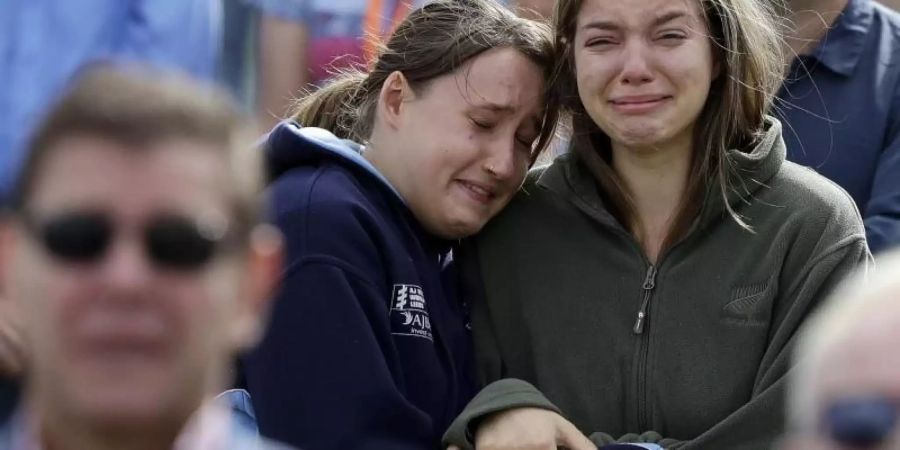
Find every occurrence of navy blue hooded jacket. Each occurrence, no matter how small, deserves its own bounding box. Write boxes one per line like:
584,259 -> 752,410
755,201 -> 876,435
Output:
243,122 -> 477,450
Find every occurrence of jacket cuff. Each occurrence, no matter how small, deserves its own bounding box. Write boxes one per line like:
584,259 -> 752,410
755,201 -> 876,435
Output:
442,379 -> 560,449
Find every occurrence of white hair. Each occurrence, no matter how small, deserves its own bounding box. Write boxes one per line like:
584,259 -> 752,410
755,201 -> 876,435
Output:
789,249 -> 900,432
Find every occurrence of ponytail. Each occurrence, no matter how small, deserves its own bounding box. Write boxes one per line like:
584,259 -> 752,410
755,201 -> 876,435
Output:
289,70 -> 371,141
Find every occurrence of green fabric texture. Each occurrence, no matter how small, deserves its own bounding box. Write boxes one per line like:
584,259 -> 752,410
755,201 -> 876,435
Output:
441,378 -> 562,445
443,118 -> 872,450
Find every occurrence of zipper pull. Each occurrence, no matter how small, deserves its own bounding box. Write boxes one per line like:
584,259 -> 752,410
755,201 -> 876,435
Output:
643,265 -> 657,290
633,309 -> 647,334
633,266 -> 657,334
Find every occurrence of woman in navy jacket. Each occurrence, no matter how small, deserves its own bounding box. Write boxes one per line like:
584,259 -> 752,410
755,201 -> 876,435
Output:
242,1 -> 561,448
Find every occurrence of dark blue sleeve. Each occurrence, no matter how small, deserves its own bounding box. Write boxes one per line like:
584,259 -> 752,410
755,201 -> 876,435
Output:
245,257 -> 436,449
865,104 -> 900,252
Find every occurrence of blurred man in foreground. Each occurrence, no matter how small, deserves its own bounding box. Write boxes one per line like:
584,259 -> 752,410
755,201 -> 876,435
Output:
786,250 -> 900,449
0,67 -> 285,450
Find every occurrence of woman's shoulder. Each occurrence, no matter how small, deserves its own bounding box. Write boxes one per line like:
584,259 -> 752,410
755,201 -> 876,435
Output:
268,162 -> 390,223
753,160 -> 866,244
268,163 -> 408,267
766,161 -> 860,217
493,164 -> 567,223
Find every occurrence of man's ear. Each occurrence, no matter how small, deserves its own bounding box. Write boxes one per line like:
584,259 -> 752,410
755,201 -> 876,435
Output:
0,217 -> 28,378
230,224 -> 284,350
0,218 -> 17,300
377,71 -> 414,131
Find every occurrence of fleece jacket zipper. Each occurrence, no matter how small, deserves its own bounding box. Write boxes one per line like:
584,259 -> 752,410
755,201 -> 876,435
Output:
634,264 -> 657,430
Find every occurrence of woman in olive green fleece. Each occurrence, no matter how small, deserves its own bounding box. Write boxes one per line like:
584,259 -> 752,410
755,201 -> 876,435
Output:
442,0 -> 873,449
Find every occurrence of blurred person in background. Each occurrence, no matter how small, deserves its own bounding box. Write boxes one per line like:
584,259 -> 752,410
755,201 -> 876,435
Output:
241,0 -> 564,448
0,0 -> 222,207
220,0 -> 260,110
776,0 -> 900,253
784,250 -> 900,449
251,0 -> 426,129
0,67 -> 286,450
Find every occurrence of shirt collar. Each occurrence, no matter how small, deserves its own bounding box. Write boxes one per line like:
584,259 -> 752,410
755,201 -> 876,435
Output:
808,0 -> 875,77
5,401 -> 236,450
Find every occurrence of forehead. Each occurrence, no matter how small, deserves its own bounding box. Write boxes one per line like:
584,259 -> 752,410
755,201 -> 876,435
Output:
442,47 -> 545,116
576,0 -> 705,30
28,134 -> 231,218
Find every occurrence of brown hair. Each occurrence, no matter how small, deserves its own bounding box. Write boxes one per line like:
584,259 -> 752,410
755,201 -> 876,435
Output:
291,0 -> 560,164
10,66 -> 261,233
553,0 -> 784,250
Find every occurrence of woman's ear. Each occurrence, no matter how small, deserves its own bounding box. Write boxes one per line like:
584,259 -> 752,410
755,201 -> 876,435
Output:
377,71 -> 412,130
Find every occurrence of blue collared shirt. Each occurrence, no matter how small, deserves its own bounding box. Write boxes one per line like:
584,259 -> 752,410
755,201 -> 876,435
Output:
0,402 -> 295,450
0,0 -> 221,205
775,0 -> 900,253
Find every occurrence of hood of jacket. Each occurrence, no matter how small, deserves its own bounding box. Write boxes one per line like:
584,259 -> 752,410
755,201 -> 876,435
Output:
264,121 -> 405,203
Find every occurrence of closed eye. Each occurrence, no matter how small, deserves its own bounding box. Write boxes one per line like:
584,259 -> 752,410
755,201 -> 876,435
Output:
470,117 -> 495,129
585,37 -> 618,48
516,134 -> 538,151
656,31 -> 687,42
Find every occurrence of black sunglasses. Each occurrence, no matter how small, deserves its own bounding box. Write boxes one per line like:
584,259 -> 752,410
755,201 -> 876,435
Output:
22,211 -> 238,271
823,396 -> 899,448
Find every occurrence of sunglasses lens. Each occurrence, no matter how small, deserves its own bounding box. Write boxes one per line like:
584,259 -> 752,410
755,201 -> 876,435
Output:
826,397 -> 898,447
39,213 -> 111,263
146,217 -> 218,270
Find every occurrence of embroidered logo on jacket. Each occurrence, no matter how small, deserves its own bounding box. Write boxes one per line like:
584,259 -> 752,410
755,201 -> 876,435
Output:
390,284 -> 433,341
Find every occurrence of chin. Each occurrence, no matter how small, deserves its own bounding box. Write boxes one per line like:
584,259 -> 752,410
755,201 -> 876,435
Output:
69,388 -> 176,426
612,124 -> 668,147
438,217 -> 487,239
65,364 -> 184,420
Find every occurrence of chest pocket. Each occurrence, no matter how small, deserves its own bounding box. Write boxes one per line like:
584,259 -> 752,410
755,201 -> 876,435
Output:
721,281 -> 777,327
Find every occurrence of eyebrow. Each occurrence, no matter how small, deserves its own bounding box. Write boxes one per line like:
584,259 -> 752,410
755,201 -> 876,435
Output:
652,11 -> 689,27
580,10 -> 690,32
475,101 -> 516,113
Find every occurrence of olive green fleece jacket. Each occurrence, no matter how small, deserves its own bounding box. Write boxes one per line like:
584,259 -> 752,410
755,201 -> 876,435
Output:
443,118 -> 872,449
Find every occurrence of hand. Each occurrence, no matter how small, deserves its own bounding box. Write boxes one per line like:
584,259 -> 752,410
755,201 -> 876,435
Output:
474,407 -> 595,450
0,295 -> 25,378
